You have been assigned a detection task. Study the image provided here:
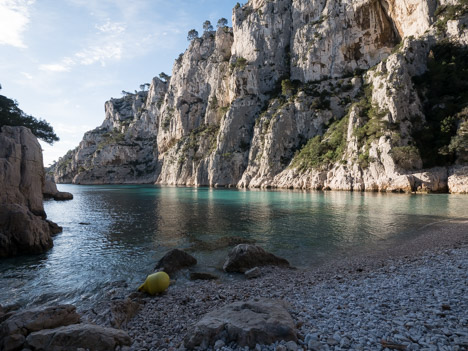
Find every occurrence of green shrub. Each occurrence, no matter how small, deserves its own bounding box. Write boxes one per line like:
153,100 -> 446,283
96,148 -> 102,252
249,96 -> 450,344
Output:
231,57 -> 248,71
390,146 -> 421,170
434,2 -> 468,33
291,116 -> 348,171
96,129 -> 125,151
281,79 -> 293,96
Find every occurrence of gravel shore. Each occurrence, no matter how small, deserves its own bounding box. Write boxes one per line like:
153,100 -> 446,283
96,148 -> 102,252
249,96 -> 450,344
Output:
124,220 -> 468,351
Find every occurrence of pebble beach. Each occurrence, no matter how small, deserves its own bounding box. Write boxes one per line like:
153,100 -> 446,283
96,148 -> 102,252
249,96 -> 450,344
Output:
123,220 -> 468,351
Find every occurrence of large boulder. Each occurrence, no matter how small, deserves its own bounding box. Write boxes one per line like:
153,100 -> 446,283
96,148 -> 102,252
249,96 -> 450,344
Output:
184,299 -> 297,349
25,324 -> 131,351
223,244 -> 290,273
154,249 -> 197,275
0,305 -> 80,337
0,126 -> 60,258
0,305 -> 80,351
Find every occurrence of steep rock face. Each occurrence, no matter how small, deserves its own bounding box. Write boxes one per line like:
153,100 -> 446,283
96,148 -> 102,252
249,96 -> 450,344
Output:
53,0 -> 468,193
54,80 -> 167,184
0,126 -> 59,257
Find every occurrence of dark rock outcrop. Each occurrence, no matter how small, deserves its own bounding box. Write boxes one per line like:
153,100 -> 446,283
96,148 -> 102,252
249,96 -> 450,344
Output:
154,249 -> 197,275
43,175 -> 73,201
25,323 -> 131,351
0,204 -> 53,256
0,305 -> 80,351
223,244 -> 290,273
184,299 -> 297,349
0,304 -> 132,351
0,126 -> 62,258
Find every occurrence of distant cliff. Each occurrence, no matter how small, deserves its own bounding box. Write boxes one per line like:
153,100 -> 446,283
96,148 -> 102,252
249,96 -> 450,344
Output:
52,0 -> 468,193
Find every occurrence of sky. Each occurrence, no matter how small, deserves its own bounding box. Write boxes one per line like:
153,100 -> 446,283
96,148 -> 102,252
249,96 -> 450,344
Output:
0,0 -> 238,166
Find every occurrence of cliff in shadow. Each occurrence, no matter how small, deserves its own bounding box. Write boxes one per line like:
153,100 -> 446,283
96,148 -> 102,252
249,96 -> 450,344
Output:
0,126 -> 62,258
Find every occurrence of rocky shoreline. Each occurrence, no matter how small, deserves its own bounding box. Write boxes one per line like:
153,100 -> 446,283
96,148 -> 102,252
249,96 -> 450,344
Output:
120,220 -> 468,350
1,220 -> 466,350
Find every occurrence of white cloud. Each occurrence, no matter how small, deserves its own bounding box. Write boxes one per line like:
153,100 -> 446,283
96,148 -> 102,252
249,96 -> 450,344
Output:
96,19 -> 126,34
39,62 -> 71,72
75,44 -> 122,66
0,0 -> 35,48
38,19 -> 125,72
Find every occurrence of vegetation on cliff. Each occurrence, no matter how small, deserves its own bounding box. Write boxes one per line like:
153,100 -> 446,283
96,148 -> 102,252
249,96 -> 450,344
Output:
412,42 -> 468,167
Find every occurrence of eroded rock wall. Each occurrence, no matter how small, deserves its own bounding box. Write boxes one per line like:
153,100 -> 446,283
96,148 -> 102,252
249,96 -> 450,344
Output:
0,126 -> 58,257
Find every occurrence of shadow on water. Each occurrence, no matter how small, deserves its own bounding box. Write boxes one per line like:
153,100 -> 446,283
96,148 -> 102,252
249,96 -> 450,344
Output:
1,184 -> 467,310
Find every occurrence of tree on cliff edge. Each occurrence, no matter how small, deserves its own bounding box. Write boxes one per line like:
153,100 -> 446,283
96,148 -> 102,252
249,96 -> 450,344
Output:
187,29 -> 199,41
0,86 -> 59,144
203,20 -> 213,32
217,18 -> 228,28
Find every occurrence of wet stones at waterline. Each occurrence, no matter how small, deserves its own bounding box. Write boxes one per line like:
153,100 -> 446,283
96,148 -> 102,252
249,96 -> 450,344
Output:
223,244 -> 290,273
154,248 -> 197,275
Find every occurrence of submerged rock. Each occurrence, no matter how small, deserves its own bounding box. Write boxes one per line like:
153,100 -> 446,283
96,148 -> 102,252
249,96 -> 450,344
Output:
184,299 -> 297,349
155,249 -> 197,275
26,323 -> 131,351
223,244 -> 290,273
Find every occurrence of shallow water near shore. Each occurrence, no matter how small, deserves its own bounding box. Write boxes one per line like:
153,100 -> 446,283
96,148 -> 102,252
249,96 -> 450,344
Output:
1,185 -> 467,311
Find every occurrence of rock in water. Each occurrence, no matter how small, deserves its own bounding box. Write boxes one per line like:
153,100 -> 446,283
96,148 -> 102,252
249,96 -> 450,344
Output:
0,204 -> 53,257
47,219 -> 63,235
154,249 -> 197,275
25,324 -> 131,351
184,299 -> 297,349
43,175 -> 74,201
223,244 -> 290,273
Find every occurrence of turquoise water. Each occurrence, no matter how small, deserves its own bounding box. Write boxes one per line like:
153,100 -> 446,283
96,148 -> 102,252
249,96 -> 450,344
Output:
1,185 -> 467,310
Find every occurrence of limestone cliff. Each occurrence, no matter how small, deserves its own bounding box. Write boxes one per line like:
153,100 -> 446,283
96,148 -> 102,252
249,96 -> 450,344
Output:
53,0 -> 468,193
0,126 -> 62,258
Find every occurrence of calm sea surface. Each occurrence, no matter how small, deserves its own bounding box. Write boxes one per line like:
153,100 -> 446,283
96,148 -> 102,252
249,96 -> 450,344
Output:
1,185 -> 467,310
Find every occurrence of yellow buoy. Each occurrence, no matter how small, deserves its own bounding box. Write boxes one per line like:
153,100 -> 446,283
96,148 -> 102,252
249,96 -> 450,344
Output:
138,272 -> 170,295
